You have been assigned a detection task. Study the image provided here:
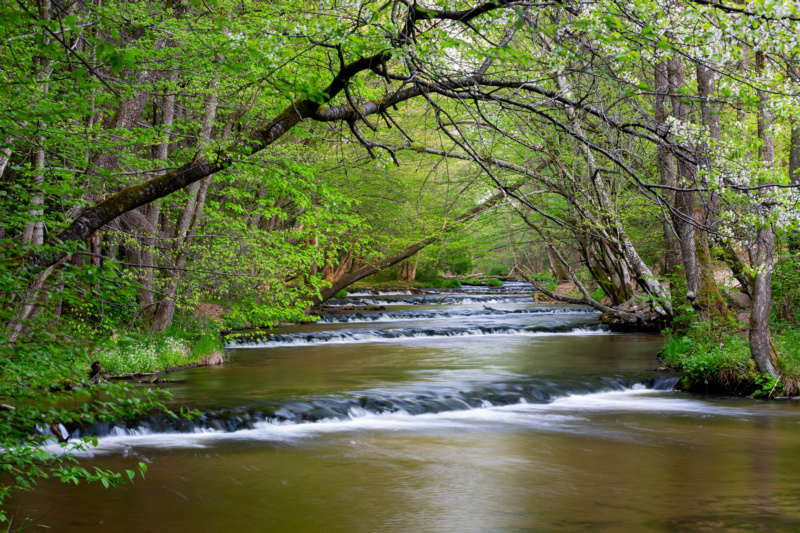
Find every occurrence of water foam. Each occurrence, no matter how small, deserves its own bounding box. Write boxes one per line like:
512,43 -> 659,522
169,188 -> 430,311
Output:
52,383 -> 767,455
227,324 -> 612,349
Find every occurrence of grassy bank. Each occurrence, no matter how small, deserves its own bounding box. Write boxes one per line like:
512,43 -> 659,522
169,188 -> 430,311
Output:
90,331 -> 225,375
660,321 -> 800,397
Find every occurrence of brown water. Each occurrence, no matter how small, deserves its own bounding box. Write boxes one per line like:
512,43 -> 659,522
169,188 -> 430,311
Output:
12,286 -> 800,532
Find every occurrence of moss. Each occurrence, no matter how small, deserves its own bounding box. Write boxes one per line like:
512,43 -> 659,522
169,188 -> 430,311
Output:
694,230 -> 735,324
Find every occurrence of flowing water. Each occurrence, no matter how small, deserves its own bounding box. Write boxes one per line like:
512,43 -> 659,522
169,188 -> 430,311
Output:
13,283 -> 800,531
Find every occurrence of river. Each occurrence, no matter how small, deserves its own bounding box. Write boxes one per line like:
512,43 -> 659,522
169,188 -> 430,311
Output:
15,282 -> 800,531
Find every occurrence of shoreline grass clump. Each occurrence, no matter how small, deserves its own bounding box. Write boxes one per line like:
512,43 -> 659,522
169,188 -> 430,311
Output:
92,332 -> 225,374
660,321 -> 800,397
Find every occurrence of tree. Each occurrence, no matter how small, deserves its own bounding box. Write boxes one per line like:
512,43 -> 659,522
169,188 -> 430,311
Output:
4,0 -> 800,515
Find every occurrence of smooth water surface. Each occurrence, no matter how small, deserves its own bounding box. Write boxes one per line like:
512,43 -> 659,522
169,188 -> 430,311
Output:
12,284 -> 800,532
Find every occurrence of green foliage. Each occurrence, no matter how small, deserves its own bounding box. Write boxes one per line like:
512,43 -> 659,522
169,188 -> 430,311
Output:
660,324 -> 752,380
438,246 -> 473,276
772,251 -> 800,326
467,277 -> 504,287
4,0 -> 800,515
590,287 -> 606,302
488,265 -> 508,277
661,320 -> 800,397
0,245 -> 173,520
93,336 -> 192,373
191,333 -> 225,360
334,290 -> 348,299
525,272 -> 558,292
414,277 -> 461,289
441,279 -> 462,289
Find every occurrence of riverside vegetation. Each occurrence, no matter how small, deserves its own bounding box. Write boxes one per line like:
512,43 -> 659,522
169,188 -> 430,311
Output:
2,0 -> 800,523
660,251 -> 800,397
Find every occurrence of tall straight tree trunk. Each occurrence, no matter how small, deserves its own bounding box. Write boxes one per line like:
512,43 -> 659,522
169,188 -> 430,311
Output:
668,56 -> 700,305
791,120 -> 800,185
694,62 -> 732,319
0,135 -> 13,179
140,71 -> 178,312
788,118 -> 800,252
750,51 -> 780,378
21,0 -> 51,247
153,85 -> 220,331
21,140 -> 46,246
654,60 -> 680,279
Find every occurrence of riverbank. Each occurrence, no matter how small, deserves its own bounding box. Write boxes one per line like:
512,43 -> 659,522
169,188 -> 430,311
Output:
659,323 -> 800,398
89,332 -> 226,380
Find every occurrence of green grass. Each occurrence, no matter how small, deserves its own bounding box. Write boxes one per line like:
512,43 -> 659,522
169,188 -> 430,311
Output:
660,321 -> 800,397
413,277 -> 461,289
91,332 -> 224,374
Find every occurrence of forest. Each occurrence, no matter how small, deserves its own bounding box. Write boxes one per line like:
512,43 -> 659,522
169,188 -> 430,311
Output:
2,0 -> 800,521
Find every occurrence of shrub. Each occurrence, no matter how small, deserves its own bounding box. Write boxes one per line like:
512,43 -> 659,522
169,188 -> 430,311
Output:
485,278 -> 503,287
192,333 -> 224,360
590,287 -> 606,302
488,264 -> 508,277
334,289 -> 348,298
773,252 -> 800,324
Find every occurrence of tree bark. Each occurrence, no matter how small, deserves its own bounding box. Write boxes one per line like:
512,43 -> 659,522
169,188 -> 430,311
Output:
693,62 -> 732,320
750,50 -> 780,378
153,85 -> 219,331
655,60 -> 681,278
668,56 -> 701,305
791,119 -> 800,186
140,70 -> 178,313
21,0 -> 52,247
0,135 -> 13,180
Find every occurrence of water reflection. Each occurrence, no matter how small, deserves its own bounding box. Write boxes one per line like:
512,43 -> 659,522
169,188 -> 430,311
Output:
11,285 -> 800,531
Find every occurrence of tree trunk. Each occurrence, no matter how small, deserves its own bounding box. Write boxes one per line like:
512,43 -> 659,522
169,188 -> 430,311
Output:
750,50 -> 780,378
694,62 -> 732,320
668,56 -> 700,305
750,222 -> 779,377
153,87 -> 221,331
553,66 -> 668,312
140,71 -> 178,314
21,0 -> 51,247
788,118 -> 800,252
547,244 -> 569,281
654,60 -> 680,278
791,119 -> 800,185
580,237 -> 633,305
397,260 -> 416,282
0,135 -> 13,180
22,141 -> 46,246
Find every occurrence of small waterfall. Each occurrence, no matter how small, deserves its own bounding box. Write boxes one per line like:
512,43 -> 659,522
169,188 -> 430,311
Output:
316,306 -> 599,324
48,376 -> 681,442
226,323 -> 611,348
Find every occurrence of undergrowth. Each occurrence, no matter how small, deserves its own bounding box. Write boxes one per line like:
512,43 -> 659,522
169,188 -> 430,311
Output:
660,321 -> 800,397
91,332 -> 223,374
